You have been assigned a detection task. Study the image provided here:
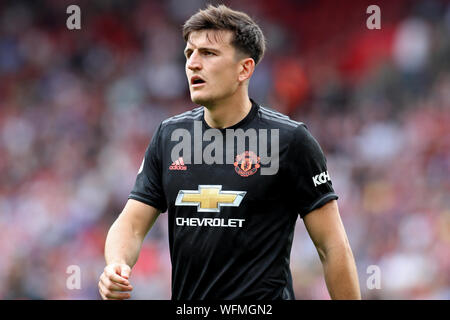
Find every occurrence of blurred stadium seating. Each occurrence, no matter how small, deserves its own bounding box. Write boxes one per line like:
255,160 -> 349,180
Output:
0,0 -> 448,299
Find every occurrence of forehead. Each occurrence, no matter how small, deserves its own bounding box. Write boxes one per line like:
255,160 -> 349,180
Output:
185,29 -> 234,50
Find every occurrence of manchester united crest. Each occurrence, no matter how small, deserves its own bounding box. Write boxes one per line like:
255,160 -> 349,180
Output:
234,151 -> 260,177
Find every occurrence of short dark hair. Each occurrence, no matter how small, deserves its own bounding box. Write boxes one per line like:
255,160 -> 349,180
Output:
182,4 -> 266,65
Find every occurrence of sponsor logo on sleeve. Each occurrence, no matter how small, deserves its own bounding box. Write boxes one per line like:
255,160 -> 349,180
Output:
138,158 -> 145,174
312,171 -> 331,187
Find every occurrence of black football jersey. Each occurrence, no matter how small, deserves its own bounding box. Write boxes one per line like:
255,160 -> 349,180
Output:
129,99 -> 338,300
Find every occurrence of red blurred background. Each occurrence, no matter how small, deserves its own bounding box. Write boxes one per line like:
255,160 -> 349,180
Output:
0,0 -> 448,299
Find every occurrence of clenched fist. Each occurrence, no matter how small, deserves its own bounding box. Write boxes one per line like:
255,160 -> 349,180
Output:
98,263 -> 133,300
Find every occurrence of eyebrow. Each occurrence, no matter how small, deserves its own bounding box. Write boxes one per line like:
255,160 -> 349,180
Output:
184,46 -> 220,56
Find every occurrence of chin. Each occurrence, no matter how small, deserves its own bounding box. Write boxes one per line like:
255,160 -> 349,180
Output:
190,91 -> 231,107
191,93 -> 212,106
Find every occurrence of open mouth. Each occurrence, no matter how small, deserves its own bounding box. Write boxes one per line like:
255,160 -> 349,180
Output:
191,76 -> 206,86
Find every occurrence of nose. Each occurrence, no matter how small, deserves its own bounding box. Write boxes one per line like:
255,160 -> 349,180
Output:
186,50 -> 202,71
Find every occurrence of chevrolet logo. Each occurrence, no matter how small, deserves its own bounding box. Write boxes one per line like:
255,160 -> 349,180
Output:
175,185 -> 246,212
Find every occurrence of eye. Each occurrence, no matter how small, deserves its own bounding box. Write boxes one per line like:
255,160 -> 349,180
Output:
204,51 -> 215,56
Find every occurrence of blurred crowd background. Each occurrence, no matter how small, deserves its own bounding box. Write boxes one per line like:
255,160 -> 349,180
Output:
0,0 -> 449,299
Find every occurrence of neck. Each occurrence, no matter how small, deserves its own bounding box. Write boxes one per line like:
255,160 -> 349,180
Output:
203,92 -> 252,129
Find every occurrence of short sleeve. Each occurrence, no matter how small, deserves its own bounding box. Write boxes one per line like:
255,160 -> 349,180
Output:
286,124 -> 338,218
128,123 -> 167,212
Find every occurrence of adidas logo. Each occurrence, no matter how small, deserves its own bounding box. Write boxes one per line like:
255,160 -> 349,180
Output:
169,157 -> 187,171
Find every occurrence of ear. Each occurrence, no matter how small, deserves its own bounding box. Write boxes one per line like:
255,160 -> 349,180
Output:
238,57 -> 255,83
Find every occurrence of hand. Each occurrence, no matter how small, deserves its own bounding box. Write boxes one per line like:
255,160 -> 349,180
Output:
98,263 -> 133,300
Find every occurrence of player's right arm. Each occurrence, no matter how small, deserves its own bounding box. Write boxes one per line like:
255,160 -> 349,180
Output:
98,199 -> 161,300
